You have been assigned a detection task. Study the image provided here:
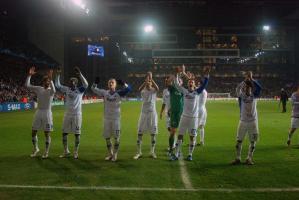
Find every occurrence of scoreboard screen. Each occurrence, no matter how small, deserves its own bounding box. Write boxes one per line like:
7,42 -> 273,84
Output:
87,45 -> 104,57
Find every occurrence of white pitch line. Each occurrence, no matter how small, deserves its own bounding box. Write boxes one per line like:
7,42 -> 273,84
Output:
178,153 -> 193,189
1,185 -> 299,192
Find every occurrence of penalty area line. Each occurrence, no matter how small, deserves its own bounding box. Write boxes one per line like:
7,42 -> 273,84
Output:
1,185 -> 299,192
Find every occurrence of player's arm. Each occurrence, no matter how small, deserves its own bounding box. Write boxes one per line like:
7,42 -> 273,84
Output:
55,68 -> 68,93
138,75 -> 148,92
252,80 -> 262,97
174,73 -> 188,95
160,103 -> 166,119
75,67 -> 88,92
25,66 -> 39,92
180,65 -> 195,80
47,69 -> 56,95
117,80 -> 132,97
147,72 -> 159,92
196,66 -> 210,94
236,81 -> 245,97
91,77 -> 106,97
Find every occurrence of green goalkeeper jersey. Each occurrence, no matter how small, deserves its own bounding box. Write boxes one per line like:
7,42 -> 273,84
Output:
168,85 -> 184,113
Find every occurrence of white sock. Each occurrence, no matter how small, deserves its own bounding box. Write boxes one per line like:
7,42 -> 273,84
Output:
113,137 -> 120,155
62,133 -> 69,153
175,139 -> 183,157
74,134 -> 80,153
189,139 -> 196,156
45,135 -> 51,154
32,135 -> 38,150
288,131 -> 294,141
236,141 -> 242,160
247,141 -> 256,160
199,128 -> 205,143
106,138 -> 113,155
137,134 -> 143,154
151,134 -> 156,154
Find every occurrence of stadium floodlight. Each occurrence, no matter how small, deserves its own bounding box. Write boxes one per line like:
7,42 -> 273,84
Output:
144,25 -> 154,33
263,25 -> 270,31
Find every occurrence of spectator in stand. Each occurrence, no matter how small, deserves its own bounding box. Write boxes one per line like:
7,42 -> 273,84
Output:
280,88 -> 289,113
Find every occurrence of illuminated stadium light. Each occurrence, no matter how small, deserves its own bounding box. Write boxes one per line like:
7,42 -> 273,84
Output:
71,0 -> 89,14
144,25 -> 154,33
263,25 -> 270,31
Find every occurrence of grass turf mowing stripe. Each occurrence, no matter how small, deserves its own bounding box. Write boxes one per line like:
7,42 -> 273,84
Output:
179,153 -> 193,189
1,185 -> 299,192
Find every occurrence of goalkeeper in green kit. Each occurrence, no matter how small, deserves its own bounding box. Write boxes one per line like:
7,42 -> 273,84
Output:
167,65 -> 193,157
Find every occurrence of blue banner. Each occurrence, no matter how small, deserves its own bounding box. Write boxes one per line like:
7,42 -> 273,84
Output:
0,102 -> 34,112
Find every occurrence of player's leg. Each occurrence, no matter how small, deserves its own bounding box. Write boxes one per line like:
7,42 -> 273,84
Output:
169,111 -> 180,155
172,116 -> 187,160
187,118 -> 198,161
30,130 -> 39,157
74,134 -> 80,159
111,120 -> 121,162
42,131 -> 51,159
287,118 -> 298,146
60,114 -> 70,157
150,113 -> 158,159
103,119 -> 113,160
134,134 -> 143,160
73,114 -> 82,159
31,110 -> 41,157
42,111 -> 53,159
59,133 -> 70,158
198,125 -> 205,146
231,121 -> 246,165
198,110 -> 207,146
287,128 -> 297,146
134,114 -> 145,160
246,122 -> 259,165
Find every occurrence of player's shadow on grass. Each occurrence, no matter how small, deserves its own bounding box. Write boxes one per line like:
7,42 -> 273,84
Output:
35,157 -> 90,185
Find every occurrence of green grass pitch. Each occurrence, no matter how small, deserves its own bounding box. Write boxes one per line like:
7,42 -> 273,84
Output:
1,100 -> 299,200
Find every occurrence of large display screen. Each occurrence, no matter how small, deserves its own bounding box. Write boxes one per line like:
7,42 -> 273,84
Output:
87,45 -> 104,57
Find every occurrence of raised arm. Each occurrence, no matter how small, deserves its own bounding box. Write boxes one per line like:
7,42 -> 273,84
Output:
47,69 -> 56,95
117,80 -> 132,97
75,67 -> 88,90
138,81 -> 147,92
196,66 -> 210,94
91,77 -> 106,97
236,81 -> 245,97
196,77 -> 209,94
252,80 -> 262,97
174,74 -> 188,95
147,71 -> 159,92
55,68 -> 68,93
25,67 -> 39,91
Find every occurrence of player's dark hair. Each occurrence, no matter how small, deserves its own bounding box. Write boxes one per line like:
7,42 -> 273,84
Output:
245,80 -> 253,88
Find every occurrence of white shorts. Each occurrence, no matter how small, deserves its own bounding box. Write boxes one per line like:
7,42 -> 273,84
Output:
32,109 -> 53,132
291,118 -> 299,129
138,111 -> 158,134
198,107 -> 207,126
178,115 -> 198,136
62,114 -> 82,134
237,120 -> 259,142
103,118 -> 121,139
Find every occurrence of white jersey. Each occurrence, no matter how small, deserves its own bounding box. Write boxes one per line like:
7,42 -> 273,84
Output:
91,84 -> 131,120
25,76 -> 55,110
198,89 -> 207,109
141,88 -> 157,113
162,88 -> 170,113
174,75 -> 209,118
55,74 -> 88,115
239,93 -> 258,122
291,92 -> 299,118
